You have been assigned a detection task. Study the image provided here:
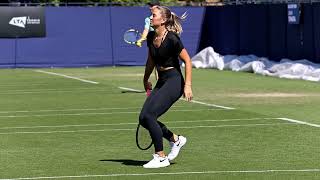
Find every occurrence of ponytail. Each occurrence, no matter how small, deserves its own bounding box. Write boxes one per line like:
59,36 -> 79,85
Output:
166,11 -> 187,35
155,6 -> 187,35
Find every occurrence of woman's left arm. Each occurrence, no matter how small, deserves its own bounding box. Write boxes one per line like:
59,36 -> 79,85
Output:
179,48 -> 193,102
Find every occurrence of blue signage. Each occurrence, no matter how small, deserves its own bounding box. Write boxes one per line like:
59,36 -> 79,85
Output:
288,3 -> 300,24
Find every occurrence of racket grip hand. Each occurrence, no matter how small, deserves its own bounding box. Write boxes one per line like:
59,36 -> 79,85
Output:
136,39 -> 143,47
145,82 -> 152,97
146,89 -> 151,97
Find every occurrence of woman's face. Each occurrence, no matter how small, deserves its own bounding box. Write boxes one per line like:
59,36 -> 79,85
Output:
151,8 -> 165,27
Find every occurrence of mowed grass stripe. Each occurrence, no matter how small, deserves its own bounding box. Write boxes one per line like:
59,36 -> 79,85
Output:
1,168 -> 320,180
117,86 -> 235,110
1,67 -> 319,180
0,105 -> 196,114
0,117 -> 280,130
0,109 -> 232,118
0,123 -> 298,135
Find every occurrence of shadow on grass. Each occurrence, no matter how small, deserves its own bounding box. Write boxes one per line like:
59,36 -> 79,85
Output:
100,159 -> 176,167
100,159 -> 148,166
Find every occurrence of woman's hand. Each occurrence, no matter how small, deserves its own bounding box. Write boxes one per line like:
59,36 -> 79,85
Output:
184,84 -> 193,102
143,80 -> 152,92
179,49 -> 193,102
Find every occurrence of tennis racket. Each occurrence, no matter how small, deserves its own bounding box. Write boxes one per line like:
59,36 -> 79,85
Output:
123,29 -> 141,45
135,123 -> 153,150
136,84 -> 153,150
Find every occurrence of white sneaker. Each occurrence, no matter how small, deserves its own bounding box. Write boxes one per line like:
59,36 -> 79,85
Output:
168,135 -> 187,161
143,154 -> 170,168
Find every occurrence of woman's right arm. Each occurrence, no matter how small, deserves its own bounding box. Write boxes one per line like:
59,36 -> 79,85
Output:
143,51 -> 155,91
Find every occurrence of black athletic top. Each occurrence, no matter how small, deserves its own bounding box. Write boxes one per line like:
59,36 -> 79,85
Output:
147,31 -> 184,69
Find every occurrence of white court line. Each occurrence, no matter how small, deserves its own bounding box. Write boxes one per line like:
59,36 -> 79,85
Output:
118,86 -> 235,110
118,86 -> 144,93
180,98 -> 235,110
0,83 -> 50,87
0,109 -> 229,118
1,169 -> 319,180
0,122 -> 137,130
277,118 -> 320,128
0,123 -> 296,135
0,87 -> 100,92
0,128 -> 134,135
0,111 -> 139,118
0,88 -> 108,95
171,123 -> 295,129
0,89 -> 108,95
35,70 -> 99,84
0,107 -> 141,114
0,105 -> 188,114
0,117 -> 279,130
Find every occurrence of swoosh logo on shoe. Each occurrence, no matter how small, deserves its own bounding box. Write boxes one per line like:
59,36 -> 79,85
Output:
176,141 -> 180,146
160,159 -> 166,162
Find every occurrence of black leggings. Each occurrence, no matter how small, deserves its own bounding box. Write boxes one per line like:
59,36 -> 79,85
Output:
139,68 -> 184,152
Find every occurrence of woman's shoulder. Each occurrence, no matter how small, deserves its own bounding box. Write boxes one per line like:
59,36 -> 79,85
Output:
167,31 -> 180,38
147,31 -> 155,38
167,31 -> 182,43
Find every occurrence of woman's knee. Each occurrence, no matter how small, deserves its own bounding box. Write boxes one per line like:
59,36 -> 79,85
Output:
139,111 -> 154,127
139,113 -> 147,127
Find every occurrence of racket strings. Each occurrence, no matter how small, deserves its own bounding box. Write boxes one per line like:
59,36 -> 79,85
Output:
124,29 -> 140,44
136,124 -> 153,150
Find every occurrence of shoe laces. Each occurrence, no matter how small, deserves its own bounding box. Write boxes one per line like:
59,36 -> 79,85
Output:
170,136 -> 180,147
152,154 -> 166,161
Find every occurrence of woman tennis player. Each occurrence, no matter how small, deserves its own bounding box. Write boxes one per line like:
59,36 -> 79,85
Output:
139,6 -> 192,168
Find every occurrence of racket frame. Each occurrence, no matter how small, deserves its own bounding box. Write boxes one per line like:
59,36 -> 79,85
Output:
135,123 -> 153,150
123,29 -> 140,45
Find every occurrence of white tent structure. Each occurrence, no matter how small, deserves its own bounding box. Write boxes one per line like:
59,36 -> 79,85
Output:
188,47 -> 320,82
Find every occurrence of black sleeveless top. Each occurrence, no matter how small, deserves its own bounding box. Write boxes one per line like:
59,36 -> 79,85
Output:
146,31 -> 184,69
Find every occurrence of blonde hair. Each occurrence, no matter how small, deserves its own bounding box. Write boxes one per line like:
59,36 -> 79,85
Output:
154,6 -> 187,35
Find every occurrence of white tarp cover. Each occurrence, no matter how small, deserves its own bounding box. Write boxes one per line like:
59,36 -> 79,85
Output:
189,47 -> 320,82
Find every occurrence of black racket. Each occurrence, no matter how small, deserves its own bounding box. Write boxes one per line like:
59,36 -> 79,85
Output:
136,123 -> 153,150
123,29 -> 140,45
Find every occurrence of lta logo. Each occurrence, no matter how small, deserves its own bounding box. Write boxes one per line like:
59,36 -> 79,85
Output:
9,16 -> 27,28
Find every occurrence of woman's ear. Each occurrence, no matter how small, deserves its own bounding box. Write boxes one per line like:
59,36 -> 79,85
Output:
160,18 -> 166,26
